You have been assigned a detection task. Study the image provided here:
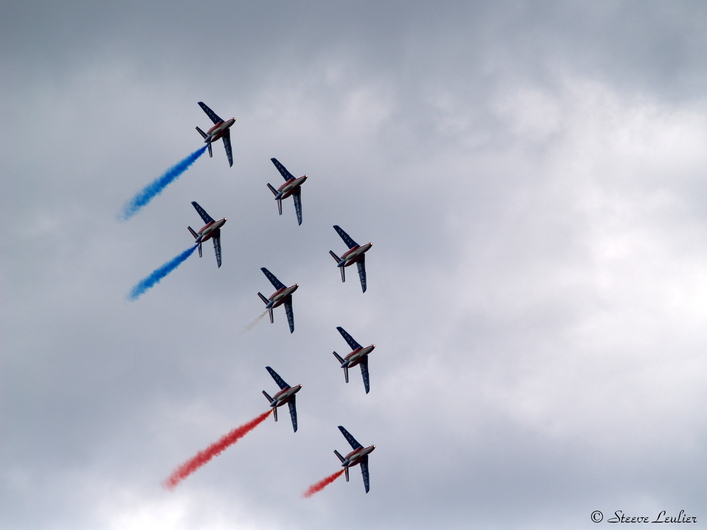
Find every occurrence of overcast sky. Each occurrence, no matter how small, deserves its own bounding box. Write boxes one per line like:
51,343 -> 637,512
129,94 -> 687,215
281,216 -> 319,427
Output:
2,1 -> 707,529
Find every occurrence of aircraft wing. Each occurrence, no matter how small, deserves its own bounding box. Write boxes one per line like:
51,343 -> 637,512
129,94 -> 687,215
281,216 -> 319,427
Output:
336,326 -> 362,350
198,101 -> 223,124
338,425 -> 363,450
287,396 -> 298,432
356,254 -> 367,293
360,356 -> 370,394
293,188 -> 302,226
271,158 -> 295,181
360,456 -> 370,493
284,297 -> 294,333
222,129 -> 233,167
333,225 -> 359,249
266,366 -> 289,390
213,230 -> 222,268
192,201 -> 214,224
261,267 -> 286,290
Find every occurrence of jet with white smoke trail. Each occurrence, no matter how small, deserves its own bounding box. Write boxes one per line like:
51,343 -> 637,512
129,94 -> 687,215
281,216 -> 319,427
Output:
257,267 -> 299,333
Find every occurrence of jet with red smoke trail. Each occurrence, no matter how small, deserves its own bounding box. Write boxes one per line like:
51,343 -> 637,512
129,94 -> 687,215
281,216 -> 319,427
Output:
329,225 -> 373,292
187,201 -> 226,268
266,158 -> 307,225
332,326 -> 375,394
257,267 -> 298,333
334,425 -> 375,493
195,101 -> 236,167
262,366 -> 302,432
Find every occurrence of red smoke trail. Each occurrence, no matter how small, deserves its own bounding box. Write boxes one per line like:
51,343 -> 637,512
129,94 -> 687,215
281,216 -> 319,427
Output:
303,469 -> 346,498
164,410 -> 273,490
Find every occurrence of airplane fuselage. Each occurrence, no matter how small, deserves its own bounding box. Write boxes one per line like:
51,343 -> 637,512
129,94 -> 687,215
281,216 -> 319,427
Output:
204,118 -> 236,143
268,284 -> 299,308
276,175 -> 307,199
342,445 -> 376,468
195,218 -> 227,243
340,243 -> 373,267
271,384 -> 302,407
344,344 -> 376,367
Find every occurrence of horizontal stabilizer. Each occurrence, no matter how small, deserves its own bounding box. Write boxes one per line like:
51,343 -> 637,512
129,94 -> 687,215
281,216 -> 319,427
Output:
267,182 -> 278,196
188,226 -> 198,239
334,449 -> 345,463
257,292 -> 269,304
195,126 -> 207,139
329,250 -> 341,263
332,351 -> 345,364
262,390 -> 273,403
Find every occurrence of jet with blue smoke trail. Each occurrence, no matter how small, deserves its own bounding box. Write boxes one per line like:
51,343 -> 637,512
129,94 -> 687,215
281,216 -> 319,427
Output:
129,245 -> 198,300
195,101 -> 236,167
120,145 -> 208,220
187,201 -> 227,268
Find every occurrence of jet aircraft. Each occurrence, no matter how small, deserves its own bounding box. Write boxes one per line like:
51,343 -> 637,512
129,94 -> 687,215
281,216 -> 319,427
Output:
262,366 -> 302,432
187,201 -> 226,267
266,158 -> 307,225
332,326 -> 375,394
334,426 -> 375,493
195,101 -> 236,167
329,225 -> 373,292
257,267 -> 299,333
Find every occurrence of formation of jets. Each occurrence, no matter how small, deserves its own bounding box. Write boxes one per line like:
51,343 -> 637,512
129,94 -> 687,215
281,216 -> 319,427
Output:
133,101 -> 377,494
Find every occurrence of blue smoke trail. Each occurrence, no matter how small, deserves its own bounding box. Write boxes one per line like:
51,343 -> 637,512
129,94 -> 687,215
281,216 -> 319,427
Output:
120,146 -> 208,220
129,245 -> 198,301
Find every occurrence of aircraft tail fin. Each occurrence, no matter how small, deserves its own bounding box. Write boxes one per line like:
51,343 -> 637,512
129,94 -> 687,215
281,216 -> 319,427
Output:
188,226 -> 198,239
195,126 -> 207,139
334,449 -> 345,463
276,198 -> 282,215
197,242 -> 202,258
207,142 -> 212,158
343,366 -> 349,383
273,406 -> 278,422
344,466 -> 349,482
329,251 -> 346,282
257,292 -> 274,323
267,183 -> 278,196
